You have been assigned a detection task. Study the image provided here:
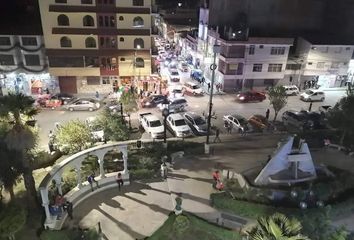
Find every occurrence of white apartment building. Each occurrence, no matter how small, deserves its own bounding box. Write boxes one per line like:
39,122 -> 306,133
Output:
0,35 -> 56,96
285,37 -> 354,89
205,29 -> 293,92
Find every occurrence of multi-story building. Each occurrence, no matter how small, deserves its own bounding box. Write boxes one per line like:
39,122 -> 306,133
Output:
285,37 -> 354,89
204,29 -> 293,92
38,0 -> 153,94
0,0 -> 57,96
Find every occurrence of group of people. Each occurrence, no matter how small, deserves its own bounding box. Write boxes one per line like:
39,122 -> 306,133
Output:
88,172 -> 124,192
49,193 -> 73,220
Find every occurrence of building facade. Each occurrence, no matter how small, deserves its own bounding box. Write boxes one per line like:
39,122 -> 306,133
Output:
0,35 -> 57,96
285,37 -> 354,89
38,0 -> 153,94
204,30 -> 293,92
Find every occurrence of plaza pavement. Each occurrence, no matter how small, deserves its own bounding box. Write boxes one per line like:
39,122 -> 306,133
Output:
64,133 -> 354,238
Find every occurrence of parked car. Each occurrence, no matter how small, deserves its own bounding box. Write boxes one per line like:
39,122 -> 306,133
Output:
166,113 -> 192,137
85,117 -> 105,142
139,113 -> 164,139
105,100 -> 122,114
223,114 -> 249,132
248,115 -> 273,132
168,61 -> 178,69
179,61 -> 189,72
158,97 -> 187,113
183,82 -> 204,96
64,98 -> 100,111
168,69 -> 180,82
183,112 -> 207,135
283,85 -> 300,96
190,69 -> 204,82
300,89 -> 325,102
140,95 -> 166,108
236,91 -> 266,102
282,110 -> 326,130
50,93 -> 75,105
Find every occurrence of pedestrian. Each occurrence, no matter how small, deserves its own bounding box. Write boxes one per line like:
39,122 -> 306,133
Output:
87,173 -> 99,191
63,201 -> 73,220
207,82 -> 211,92
265,109 -> 270,120
308,102 -> 313,112
213,128 -> 221,143
227,124 -> 233,134
48,130 -> 54,152
116,172 -> 124,191
212,170 -> 220,189
161,162 -> 168,179
324,138 -> 331,148
95,91 -> 99,99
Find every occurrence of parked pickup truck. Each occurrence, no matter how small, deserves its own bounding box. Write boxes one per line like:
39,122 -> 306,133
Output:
139,113 -> 165,139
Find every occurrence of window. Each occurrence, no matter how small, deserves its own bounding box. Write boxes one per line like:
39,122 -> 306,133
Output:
268,64 -> 282,72
119,16 -> 124,21
21,37 -> 37,46
85,37 -> 96,48
0,54 -> 15,65
346,47 -> 351,51
135,57 -> 144,68
83,15 -> 94,26
134,38 -> 144,48
120,58 -> 125,61
97,0 -> 115,4
57,14 -> 69,26
60,36 -> 72,47
133,16 -> 144,27
316,62 -> 325,69
24,55 -> 40,66
286,64 -> 301,70
252,64 -> 262,72
0,37 -> 11,46
133,0 -> 144,6
81,0 -> 92,4
100,57 -> 117,70
270,47 -> 285,55
259,45 -> 264,49
98,15 -> 115,27
249,45 -> 255,55
331,63 -> 339,69
119,37 -> 124,42
99,36 -> 116,48
87,76 -> 100,85
102,77 -> 110,84
55,0 -> 67,3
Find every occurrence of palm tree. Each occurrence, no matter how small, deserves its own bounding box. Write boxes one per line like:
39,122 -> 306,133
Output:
0,93 -> 39,209
247,213 -> 310,240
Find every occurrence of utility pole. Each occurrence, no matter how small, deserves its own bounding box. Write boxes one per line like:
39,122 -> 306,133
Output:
205,43 -> 220,154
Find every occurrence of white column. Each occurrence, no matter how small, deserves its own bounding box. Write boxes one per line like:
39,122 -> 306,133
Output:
53,174 -> 62,195
96,151 -> 106,179
39,187 -> 51,222
75,164 -> 82,189
120,145 -> 129,174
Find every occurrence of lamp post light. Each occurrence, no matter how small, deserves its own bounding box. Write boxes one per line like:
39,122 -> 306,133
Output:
205,44 -> 221,154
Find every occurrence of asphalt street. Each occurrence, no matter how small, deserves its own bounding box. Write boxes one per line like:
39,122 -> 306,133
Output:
35,64 -> 347,150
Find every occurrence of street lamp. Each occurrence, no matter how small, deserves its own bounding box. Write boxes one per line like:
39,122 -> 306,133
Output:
205,44 -> 221,154
178,2 -> 182,7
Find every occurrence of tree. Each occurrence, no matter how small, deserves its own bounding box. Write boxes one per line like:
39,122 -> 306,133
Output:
0,204 -> 26,240
247,213 -> 310,240
54,120 -> 93,154
97,109 -> 129,141
268,86 -> 288,121
0,93 -> 39,210
328,92 -> 354,146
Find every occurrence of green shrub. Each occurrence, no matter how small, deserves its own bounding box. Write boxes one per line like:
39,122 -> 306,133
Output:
0,204 -> 26,239
130,169 -> 156,180
40,228 -> 99,240
173,215 -> 190,235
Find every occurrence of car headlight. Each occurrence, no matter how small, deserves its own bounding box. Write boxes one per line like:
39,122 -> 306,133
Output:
239,96 -> 245,100
145,102 -> 151,105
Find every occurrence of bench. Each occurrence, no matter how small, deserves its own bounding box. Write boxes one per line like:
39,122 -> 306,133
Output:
219,212 -> 248,229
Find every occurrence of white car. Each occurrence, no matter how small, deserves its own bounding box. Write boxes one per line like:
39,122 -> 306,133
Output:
183,82 -> 204,96
85,117 -> 105,142
283,85 -> 300,96
166,113 -> 192,137
300,89 -> 325,102
223,114 -> 249,132
139,113 -> 164,139
179,61 -> 189,72
169,69 -> 180,82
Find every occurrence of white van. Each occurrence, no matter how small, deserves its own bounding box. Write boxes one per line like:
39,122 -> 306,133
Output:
283,85 -> 299,96
183,82 -> 204,96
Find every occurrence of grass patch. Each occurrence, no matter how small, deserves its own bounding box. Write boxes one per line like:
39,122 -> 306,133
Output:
148,213 -> 242,240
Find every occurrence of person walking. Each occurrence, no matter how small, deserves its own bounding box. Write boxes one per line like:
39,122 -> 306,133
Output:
265,109 -> 270,120
48,130 -> 55,153
308,102 -> 313,112
213,128 -> 221,143
63,201 -> 73,220
116,172 -> 124,191
212,170 -> 220,189
87,173 -> 99,191
207,82 -> 211,92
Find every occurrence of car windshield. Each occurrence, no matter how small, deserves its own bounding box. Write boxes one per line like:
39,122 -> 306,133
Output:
305,90 -> 314,95
181,63 -> 187,67
171,72 -> 179,76
150,120 -> 161,127
192,85 -> 199,89
173,89 -> 182,93
236,116 -> 247,124
194,117 -> 206,125
175,119 -> 186,126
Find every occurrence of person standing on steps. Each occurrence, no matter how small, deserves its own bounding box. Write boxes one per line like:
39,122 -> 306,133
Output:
87,172 -> 99,191
63,201 -> 73,220
266,109 -> 270,120
116,172 -> 124,191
